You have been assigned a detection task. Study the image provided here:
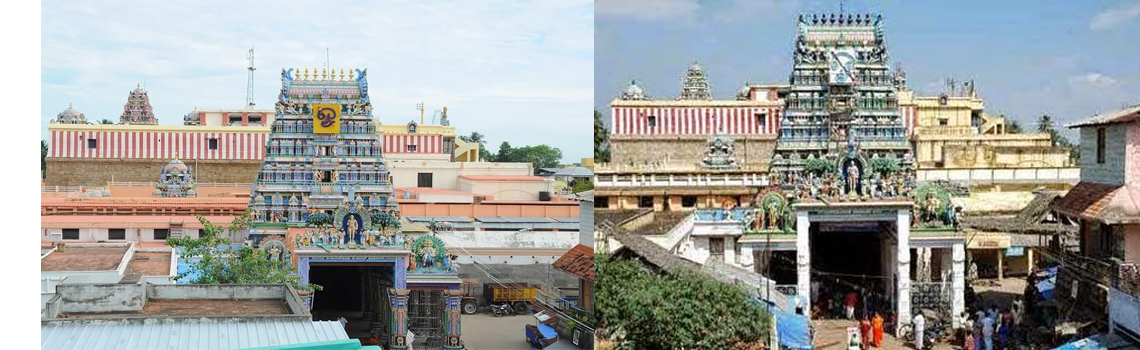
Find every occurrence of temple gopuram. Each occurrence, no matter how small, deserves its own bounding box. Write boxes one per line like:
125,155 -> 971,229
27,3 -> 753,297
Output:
248,67 -> 463,350
119,85 -> 159,125
596,12 -> 1047,335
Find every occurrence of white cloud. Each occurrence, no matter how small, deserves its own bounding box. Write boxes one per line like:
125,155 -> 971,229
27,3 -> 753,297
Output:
1068,72 -> 1118,89
1090,3 -> 1140,31
596,0 -> 699,20
41,0 -> 595,161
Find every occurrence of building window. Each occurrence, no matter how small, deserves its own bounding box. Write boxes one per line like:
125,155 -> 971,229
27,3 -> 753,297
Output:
108,229 -> 125,240
1096,127 -> 1106,164
682,195 -> 698,208
417,172 -> 433,187
407,144 -> 418,152
595,196 -> 609,208
228,114 -> 243,125
638,196 -> 654,208
757,114 -> 767,130
209,138 -> 219,150
63,229 -> 79,240
154,229 -> 169,240
938,119 -> 949,126
647,116 -> 657,128
248,115 -> 263,125
87,139 -> 97,149
198,229 -> 205,239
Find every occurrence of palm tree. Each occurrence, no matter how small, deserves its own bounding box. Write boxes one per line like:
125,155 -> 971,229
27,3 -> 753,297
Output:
41,140 -> 47,179
1037,115 -> 1054,133
459,132 -> 492,161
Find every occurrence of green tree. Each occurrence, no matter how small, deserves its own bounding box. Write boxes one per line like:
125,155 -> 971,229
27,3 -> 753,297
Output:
168,214 -> 314,290
570,178 -> 594,193
1037,114 -> 1054,133
459,132 -> 494,162
496,142 -> 513,162
507,145 -> 562,168
596,254 -> 770,349
594,110 -> 610,162
41,140 -> 47,179
99,119 -> 114,125
1006,119 -> 1023,134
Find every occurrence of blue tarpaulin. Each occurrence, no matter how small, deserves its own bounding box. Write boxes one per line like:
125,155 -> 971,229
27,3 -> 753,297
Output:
1052,334 -> 1106,350
1036,266 -> 1058,300
1037,276 -> 1056,300
750,297 -> 811,350
770,305 -> 812,350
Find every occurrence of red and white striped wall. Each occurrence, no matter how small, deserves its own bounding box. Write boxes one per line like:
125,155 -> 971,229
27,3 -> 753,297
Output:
610,106 -> 783,136
381,134 -> 444,154
900,105 -> 917,136
49,130 -> 268,160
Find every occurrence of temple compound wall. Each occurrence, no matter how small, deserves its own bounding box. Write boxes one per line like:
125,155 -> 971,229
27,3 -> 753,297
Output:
610,136 -> 776,171
46,158 -> 260,186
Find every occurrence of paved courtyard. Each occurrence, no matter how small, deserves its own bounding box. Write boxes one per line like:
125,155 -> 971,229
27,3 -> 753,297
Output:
461,313 -> 581,350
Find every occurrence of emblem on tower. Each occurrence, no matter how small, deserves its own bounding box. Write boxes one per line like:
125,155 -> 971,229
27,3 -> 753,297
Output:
312,104 -> 341,134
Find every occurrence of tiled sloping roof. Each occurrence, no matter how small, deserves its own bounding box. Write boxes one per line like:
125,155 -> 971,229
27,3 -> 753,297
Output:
1054,182 -> 1140,224
553,244 -> 594,281
1067,105 -> 1140,128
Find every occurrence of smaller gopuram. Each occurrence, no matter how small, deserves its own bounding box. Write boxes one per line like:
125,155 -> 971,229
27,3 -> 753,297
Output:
119,85 -> 159,125
53,104 -> 87,124
153,157 -> 197,197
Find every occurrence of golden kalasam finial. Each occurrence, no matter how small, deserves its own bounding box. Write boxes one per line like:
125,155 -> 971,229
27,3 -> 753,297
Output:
339,68 -> 345,81
349,69 -> 355,81
443,106 -> 448,117
303,68 -> 309,80
321,68 -> 327,80
69,102 -> 73,108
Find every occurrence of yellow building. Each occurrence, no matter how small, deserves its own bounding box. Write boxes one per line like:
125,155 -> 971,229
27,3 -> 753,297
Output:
899,89 -> 1073,169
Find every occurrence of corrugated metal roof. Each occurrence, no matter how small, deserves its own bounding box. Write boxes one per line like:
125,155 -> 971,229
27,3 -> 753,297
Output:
41,320 -> 347,350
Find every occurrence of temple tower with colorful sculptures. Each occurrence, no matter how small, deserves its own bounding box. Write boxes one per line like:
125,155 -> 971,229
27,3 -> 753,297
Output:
248,67 -> 462,350
119,85 -> 159,125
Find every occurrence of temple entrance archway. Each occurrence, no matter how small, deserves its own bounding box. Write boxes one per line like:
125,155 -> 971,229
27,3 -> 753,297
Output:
309,263 -> 395,341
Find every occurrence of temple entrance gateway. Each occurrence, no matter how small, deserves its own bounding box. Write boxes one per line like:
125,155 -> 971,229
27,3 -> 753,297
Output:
309,263 -> 395,341
810,221 -> 890,318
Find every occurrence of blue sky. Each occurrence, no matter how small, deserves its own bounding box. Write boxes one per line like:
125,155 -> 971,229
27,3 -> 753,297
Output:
41,0 -> 594,163
596,0 -> 1140,140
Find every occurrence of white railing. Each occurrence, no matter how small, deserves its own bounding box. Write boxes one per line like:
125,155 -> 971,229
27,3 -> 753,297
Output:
41,185 -> 83,193
917,167 -> 1080,184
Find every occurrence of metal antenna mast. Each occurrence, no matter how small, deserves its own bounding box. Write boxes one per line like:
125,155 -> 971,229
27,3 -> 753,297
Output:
415,103 -> 425,124
246,47 -> 256,107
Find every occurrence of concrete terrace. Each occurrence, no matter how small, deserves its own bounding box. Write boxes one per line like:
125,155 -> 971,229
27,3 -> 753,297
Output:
41,246 -> 128,271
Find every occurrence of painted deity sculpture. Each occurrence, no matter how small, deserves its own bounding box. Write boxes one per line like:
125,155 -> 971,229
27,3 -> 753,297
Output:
421,239 -> 437,268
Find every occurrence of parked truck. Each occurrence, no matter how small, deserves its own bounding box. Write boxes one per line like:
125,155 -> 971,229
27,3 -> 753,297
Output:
460,282 -> 537,314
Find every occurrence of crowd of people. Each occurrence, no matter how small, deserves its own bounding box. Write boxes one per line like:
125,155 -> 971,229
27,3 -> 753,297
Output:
961,303 -> 1020,350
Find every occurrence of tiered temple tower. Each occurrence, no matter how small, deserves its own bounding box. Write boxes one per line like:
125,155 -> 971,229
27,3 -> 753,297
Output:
119,85 -> 158,125
771,13 -> 911,173
679,61 -> 712,100
247,67 -> 396,236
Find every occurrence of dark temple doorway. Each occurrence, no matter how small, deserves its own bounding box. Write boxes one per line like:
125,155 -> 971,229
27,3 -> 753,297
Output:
309,264 -> 394,343
810,222 -> 890,319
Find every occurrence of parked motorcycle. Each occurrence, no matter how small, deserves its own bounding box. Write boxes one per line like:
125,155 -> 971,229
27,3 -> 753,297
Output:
491,303 -> 515,317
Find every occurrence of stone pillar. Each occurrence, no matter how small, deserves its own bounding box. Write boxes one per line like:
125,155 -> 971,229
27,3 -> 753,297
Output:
741,244 -> 755,270
997,249 -> 1004,281
796,210 -> 811,316
1028,248 -> 1035,273
896,209 -> 911,335
443,289 -> 464,349
952,242 -> 966,328
725,236 -> 736,266
389,289 -> 410,349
